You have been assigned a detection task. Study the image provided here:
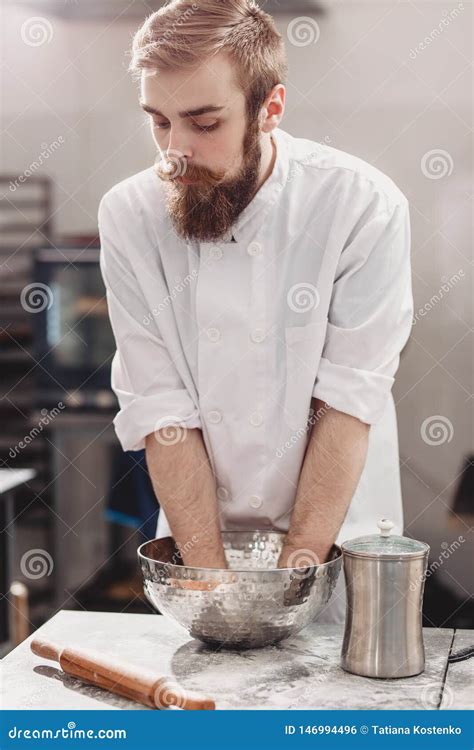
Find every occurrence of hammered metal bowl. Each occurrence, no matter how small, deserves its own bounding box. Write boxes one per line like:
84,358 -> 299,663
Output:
138,530 -> 342,649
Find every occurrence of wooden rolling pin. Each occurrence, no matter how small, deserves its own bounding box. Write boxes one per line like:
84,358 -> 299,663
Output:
31,638 -> 215,710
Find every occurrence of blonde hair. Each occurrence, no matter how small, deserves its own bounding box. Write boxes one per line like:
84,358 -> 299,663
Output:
129,0 -> 287,121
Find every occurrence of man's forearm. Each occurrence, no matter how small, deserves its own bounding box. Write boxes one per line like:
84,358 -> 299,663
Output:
278,399 -> 370,566
145,427 -> 227,568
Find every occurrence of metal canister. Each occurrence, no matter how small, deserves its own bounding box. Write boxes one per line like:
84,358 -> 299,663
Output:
340,518 -> 430,678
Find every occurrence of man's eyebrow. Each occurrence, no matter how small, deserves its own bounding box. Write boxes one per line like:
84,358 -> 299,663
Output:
139,100 -> 225,118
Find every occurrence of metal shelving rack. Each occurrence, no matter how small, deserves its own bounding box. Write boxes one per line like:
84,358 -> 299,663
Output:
0,174 -> 55,637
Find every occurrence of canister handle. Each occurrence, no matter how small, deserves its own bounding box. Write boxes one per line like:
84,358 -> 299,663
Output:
377,518 -> 394,537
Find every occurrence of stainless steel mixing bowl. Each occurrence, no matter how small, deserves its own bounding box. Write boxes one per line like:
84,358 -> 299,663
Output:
138,530 -> 342,649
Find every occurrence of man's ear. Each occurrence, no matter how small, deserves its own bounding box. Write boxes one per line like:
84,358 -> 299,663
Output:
261,83 -> 285,133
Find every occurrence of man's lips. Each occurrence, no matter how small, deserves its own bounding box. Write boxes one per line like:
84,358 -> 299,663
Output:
176,176 -> 198,185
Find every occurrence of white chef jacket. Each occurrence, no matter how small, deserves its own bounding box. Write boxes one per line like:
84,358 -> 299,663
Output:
98,126 -> 413,558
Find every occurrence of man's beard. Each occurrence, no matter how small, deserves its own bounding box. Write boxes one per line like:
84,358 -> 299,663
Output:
155,117 -> 262,242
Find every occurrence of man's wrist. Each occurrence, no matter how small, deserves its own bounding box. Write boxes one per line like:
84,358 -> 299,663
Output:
278,538 -> 333,566
176,534 -> 228,569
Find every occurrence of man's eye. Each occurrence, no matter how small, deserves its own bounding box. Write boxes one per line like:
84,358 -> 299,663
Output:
193,123 -> 219,133
151,119 -> 218,133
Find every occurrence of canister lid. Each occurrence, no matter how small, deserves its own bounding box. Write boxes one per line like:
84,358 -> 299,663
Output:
341,519 -> 430,559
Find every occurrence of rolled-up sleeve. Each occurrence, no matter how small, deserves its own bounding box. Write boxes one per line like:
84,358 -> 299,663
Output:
98,194 -> 201,451
312,199 -> 413,424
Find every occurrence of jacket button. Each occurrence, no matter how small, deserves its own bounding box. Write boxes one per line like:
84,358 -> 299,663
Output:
249,495 -> 263,509
247,242 -> 262,256
209,247 -> 223,260
249,412 -> 263,427
217,486 -> 229,501
208,410 -> 222,424
250,328 -> 265,343
206,327 -> 221,342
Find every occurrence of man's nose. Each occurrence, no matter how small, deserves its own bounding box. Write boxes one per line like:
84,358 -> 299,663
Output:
166,126 -> 193,160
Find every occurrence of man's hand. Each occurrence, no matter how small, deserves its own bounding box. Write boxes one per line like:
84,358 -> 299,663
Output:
278,399 -> 370,568
145,427 -> 228,569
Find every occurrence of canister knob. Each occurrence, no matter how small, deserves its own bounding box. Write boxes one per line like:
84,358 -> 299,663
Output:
377,518 -> 394,537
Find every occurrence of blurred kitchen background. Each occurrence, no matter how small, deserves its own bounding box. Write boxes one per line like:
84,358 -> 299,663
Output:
0,0 -> 472,654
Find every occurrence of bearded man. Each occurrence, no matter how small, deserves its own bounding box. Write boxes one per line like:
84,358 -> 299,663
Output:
98,0 -> 413,624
